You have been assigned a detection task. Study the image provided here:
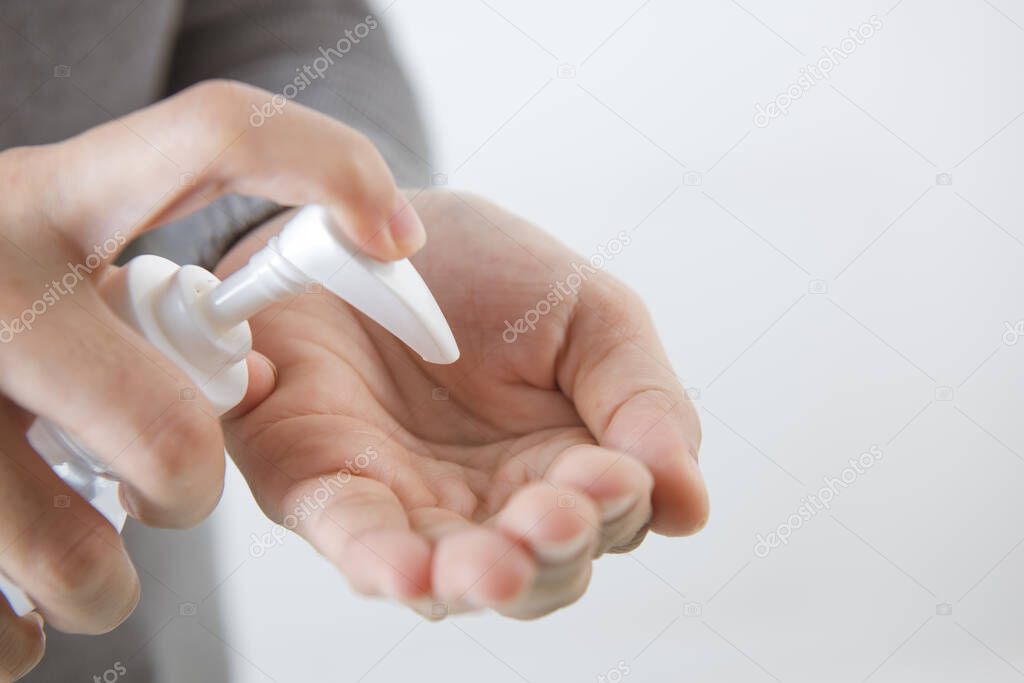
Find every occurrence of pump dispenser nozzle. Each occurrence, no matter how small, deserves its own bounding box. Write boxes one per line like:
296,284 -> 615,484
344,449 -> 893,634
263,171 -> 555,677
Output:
0,204 -> 459,616
206,205 -> 460,364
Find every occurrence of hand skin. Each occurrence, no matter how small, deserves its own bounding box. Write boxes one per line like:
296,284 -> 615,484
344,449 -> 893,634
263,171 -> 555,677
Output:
0,80 -> 422,680
218,191 -> 708,619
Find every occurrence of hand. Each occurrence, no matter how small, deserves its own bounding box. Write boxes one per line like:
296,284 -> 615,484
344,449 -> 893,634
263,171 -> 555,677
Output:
218,191 -> 708,619
0,80 -> 420,679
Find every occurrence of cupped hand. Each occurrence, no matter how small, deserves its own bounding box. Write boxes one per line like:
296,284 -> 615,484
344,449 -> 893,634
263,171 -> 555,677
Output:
218,191 -> 708,618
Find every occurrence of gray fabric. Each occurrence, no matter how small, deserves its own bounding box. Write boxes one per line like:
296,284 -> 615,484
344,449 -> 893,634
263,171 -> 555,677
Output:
1,1 -> 431,680
0,0 -> 181,144
1,0 -> 433,268
124,0 -> 434,267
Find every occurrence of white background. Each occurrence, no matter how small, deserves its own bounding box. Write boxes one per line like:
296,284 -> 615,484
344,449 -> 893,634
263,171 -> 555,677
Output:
132,1 -> 1024,681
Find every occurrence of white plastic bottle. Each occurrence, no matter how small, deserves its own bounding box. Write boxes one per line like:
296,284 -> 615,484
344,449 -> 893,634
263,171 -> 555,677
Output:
1,205 -> 459,615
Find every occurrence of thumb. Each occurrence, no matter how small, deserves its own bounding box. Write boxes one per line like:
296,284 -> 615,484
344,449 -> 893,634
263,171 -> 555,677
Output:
224,351 -> 277,421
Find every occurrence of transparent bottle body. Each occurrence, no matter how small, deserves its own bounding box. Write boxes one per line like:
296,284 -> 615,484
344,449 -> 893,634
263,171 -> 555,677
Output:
0,419 -> 125,615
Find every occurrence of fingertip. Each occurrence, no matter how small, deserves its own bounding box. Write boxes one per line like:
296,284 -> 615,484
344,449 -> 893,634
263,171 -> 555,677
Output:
341,530 -> 432,601
546,445 -> 654,523
334,193 -> 426,262
650,451 -> 710,537
224,352 -> 277,421
117,458 -> 224,530
495,484 -> 600,565
386,532 -> 433,601
604,397 -> 708,536
388,193 -> 427,255
433,528 -> 535,608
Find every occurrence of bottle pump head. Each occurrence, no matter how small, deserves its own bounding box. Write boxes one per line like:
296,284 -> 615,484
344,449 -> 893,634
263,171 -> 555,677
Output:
130,205 -> 459,414
205,205 -> 460,365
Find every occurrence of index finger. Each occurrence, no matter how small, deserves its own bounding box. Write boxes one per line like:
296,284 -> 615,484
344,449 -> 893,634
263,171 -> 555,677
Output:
28,79 -> 424,261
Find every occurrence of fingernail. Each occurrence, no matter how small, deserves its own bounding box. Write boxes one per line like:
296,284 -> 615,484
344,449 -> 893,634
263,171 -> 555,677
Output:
532,532 -> 590,565
601,492 -> 638,522
118,485 -> 139,520
26,611 -> 44,630
389,195 -> 426,253
465,549 -> 536,607
259,352 -> 278,386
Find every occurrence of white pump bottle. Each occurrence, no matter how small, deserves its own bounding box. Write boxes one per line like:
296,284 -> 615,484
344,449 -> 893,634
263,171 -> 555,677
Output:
1,205 -> 459,615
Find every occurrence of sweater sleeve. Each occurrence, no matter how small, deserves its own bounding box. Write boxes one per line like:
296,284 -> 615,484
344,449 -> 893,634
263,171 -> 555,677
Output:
122,0 -> 433,268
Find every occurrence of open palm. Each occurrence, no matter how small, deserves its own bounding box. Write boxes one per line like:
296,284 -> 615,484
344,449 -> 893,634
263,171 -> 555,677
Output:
217,191 -> 707,618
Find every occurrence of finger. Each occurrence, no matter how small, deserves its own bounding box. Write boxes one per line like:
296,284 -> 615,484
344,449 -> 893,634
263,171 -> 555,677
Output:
410,507 -> 534,613
223,402 -> 437,601
33,80 -> 423,260
286,476 -> 431,601
223,351 -> 277,421
560,281 -> 708,536
0,605 -> 45,682
0,410 -> 140,634
0,278 -> 225,529
491,483 -> 600,619
406,507 -> 475,617
543,445 -> 653,554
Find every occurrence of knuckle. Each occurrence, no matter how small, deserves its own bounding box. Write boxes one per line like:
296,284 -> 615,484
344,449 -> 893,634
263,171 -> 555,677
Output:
186,78 -> 262,110
595,278 -> 648,324
346,130 -> 380,161
112,397 -> 224,528
626,387 -> 680,422
139,406 -> 224,525
180,79 -> 265,141
149,404 -> 223,478
36,524 -> 124,607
